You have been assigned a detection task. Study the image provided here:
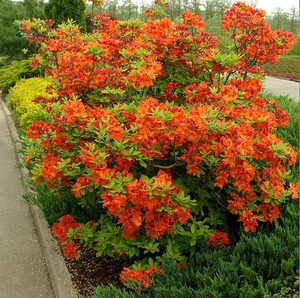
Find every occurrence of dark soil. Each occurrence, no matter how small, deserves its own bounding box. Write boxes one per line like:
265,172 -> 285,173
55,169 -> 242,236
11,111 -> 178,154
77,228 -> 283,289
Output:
63,246 -> 131,297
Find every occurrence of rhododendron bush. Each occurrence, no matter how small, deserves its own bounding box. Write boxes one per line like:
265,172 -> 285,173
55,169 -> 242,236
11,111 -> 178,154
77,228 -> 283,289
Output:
20,1 -> 299,291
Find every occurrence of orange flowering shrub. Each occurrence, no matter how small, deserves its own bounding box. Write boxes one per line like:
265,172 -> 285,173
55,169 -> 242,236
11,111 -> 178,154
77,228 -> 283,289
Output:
20,1 -> 299,291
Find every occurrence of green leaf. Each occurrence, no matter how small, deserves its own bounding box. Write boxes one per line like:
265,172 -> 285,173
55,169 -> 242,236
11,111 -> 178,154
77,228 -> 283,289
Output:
139,160 -> 147,168
189,238 -> 196,246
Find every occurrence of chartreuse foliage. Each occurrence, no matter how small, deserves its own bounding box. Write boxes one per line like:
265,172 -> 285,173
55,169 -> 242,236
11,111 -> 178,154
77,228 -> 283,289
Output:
20,1 -> 299,292
8,77 -> 53,127
0,59 -> 40,92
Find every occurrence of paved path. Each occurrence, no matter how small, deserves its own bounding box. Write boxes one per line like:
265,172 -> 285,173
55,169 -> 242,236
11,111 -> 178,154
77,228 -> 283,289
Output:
0,100 -> 54,297
263,76 -> 299,102
0,98 -> 78,298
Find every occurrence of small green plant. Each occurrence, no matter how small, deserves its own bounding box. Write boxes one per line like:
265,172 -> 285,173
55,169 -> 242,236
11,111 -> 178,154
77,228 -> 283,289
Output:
23,181 -> 101,227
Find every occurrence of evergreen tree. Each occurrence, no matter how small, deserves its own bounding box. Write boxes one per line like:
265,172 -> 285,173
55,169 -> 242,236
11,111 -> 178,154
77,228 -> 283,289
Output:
45,0 -> 87,32
0,0 -> 45,65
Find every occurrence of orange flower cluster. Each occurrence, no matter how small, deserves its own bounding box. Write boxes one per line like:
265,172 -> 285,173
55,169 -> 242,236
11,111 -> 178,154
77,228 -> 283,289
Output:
221,2 -> 297,70
25,80 -> 298,236
102,170 -> 190,240
22,11 -> 219,101
181,11 -> 205,29
51,215 -> 81,258
289,182 -> 300,199
120,264 -> 164,291
239,209 -> 259,233
63,241 -> 80,259
208,231 -> 230,247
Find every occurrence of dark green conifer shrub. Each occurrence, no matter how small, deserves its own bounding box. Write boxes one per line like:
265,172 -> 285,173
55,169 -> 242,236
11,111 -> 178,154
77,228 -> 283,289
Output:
45,0 -> 86,32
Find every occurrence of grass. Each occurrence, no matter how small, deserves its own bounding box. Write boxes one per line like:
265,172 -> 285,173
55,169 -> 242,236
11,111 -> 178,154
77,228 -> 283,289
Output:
280,55 -> 299,60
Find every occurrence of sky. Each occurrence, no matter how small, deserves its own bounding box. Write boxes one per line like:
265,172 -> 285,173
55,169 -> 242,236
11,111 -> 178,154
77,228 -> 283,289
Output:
129,0 -> 299,13
120,0 -> 299,15
254,0 -> 299,15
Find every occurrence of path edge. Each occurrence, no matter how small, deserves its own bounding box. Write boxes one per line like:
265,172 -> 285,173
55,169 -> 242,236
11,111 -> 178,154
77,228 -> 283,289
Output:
0,97 -> 78,298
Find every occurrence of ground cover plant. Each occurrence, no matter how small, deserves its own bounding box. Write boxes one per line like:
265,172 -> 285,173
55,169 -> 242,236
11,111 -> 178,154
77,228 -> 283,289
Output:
19,1 -> 299,294
261,55 -> 299,81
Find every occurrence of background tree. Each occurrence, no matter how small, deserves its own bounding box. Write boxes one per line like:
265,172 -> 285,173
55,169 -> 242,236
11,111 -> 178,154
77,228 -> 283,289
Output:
118,0 -> 138,20
268,7 -> 299,55
45,0 -> 87,32
23,0 -> 45,17
204,0 -> 231,20
268,7 -> 299,35
0,0 -> 45,65
102,0 -> 118,19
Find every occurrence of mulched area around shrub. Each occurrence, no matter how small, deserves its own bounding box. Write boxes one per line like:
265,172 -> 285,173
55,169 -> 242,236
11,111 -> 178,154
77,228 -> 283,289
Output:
63,246 -> 131,296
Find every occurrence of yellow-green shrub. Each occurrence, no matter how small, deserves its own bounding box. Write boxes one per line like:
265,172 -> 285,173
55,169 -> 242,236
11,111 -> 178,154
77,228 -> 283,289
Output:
8,77 -> 53,127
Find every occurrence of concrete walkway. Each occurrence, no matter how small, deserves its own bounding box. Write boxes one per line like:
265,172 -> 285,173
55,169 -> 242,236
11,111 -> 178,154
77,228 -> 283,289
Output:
263,76 -> 299,102
0,98 -> 77,298
0,100 -> 54,297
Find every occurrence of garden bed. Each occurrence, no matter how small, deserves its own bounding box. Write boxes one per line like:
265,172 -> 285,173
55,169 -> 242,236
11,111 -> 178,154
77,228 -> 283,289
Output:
63,246 -> 130,296
261,57 -> 299,82
2,3 -> 298,297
